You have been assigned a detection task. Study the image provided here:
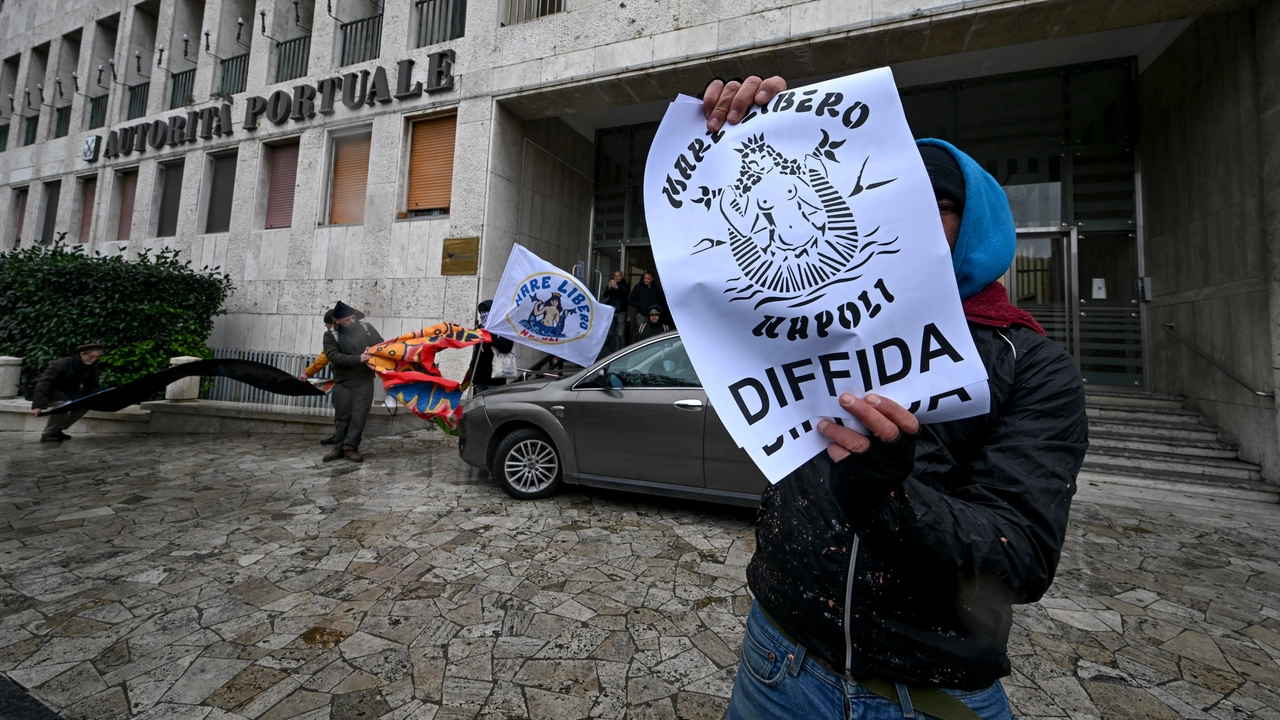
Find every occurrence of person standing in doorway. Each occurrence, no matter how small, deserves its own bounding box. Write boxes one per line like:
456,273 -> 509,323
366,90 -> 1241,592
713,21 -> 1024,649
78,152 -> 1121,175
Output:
600,270 -> 630,352
300,309 -> 338,446
30,342 -> 105,442
635,306 -> 672,342
322,301 -> 382,463
627,271 -> 667,339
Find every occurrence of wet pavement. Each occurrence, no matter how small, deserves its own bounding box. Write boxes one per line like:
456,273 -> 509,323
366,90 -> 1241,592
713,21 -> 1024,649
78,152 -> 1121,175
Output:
0,430 -> 1279,719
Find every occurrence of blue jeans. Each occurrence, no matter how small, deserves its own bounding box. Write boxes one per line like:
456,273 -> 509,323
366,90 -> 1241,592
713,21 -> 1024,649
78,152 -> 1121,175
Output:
725,602 -> 1015,720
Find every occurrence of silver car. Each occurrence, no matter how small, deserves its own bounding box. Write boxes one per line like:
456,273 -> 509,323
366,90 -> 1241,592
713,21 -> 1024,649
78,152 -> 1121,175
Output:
458,332 -> 768,507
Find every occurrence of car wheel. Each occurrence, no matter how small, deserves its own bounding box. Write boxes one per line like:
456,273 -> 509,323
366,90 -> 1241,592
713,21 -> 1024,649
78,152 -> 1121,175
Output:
492,428 -> 562,500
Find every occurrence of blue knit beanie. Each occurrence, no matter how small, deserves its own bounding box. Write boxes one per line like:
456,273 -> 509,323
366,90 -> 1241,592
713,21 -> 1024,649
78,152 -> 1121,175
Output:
915,138 -> 1015,300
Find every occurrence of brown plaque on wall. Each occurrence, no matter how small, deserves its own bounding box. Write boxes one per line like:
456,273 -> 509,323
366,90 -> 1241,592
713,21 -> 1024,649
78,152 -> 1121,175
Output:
441,237 -> 480,275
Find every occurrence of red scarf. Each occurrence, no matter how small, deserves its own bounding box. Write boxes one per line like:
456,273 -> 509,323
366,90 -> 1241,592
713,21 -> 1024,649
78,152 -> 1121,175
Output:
961,282 -> 1045,335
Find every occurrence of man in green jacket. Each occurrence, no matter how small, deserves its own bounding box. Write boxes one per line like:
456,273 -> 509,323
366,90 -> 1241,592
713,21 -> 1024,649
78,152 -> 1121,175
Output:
321,302 -> 382,463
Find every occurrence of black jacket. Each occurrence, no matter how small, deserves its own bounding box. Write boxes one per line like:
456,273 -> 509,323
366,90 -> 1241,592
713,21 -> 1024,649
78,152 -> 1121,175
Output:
601,280 -> 630,313
471,334 -> 516,386
321,321 -> 383,383
636,321 -> 671,341
628,281 -> 666,317
748,322 -> 1088,690
33,356 -> 102,409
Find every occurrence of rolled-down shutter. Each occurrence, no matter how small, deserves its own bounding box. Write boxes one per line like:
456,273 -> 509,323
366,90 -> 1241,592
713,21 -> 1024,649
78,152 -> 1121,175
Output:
265,142 -> 299,229
156,161 -> 185,238
205,153 -> 237,234
116,171 -> 137,241
79,178 -> 96,243
329,133 -> 370,225
407,115 -> 456,213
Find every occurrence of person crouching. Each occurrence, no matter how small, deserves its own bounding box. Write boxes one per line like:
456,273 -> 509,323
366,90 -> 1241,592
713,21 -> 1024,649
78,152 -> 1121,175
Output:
30,342 -> 105,442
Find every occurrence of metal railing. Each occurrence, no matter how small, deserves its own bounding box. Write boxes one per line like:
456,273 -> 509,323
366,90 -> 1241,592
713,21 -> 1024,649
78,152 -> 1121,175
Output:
340,14 -> 383,66
88,94 -> 108,129
0,123 -> 8,152
22,116 -> 37,146
1161,323 -> 1274,398
416,0 -> 466,47
203,348 -> 334,410
169,68 -> 196,109
220,53 -> 250,96
53,106 -> 72,138
276,34 -> 311,83
126,82 -> 150,120
503,0 -> 563,25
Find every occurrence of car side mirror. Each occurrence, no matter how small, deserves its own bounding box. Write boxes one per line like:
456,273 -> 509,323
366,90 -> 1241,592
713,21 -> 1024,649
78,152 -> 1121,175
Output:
607,372 -> 623,390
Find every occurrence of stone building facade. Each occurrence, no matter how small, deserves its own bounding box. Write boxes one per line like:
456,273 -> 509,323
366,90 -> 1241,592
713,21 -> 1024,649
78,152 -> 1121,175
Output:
1,0 -> 1278,480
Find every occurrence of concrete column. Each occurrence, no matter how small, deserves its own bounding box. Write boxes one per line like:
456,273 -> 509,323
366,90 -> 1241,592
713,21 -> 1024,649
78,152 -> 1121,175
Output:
148,0 -> 177,116
165,355 -> 202,400
1257,0 -> 1280,474
0,357 -> 22,398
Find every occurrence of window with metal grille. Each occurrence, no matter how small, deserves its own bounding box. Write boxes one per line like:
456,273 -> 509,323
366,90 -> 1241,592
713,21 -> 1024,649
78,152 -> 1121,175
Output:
0,123 -> 8,151
503,0 -> 563,26
205,152 -> 237,234
340,14 -> 382,66
127,82 -> 149,120
265,142 -> 299,229
415,0 -> 465,47
220,53 -> 249,96
53,106 -> 71,138
39,180 -> 61,244
169,68 -> 195,109
12,187 -> 27,246
88,94 -> 108,129
116,170 -> 137,241
78,177 -> 96,243
328,133 -> 370,225
155,161 -> 184,238
276,34 -> 310,83
406,115 -> 456,216
22,116 -> 37,146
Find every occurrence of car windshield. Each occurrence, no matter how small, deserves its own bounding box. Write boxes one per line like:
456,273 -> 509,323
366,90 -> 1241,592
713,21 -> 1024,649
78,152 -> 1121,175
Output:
600,337 -> 700,388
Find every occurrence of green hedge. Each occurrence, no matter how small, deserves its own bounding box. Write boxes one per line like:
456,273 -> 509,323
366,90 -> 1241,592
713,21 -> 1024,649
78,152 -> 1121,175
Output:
0,243 -> 233,394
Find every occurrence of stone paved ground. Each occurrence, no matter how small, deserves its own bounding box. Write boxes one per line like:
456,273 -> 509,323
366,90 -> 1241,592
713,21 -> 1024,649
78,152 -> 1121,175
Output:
1,431 -> 1279,720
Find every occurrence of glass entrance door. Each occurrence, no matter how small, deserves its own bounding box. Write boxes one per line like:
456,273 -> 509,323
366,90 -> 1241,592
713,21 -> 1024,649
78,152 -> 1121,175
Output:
1008,230 -> 1078,363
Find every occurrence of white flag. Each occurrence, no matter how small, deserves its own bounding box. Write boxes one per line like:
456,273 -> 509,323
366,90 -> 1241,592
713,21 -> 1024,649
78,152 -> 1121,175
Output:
485,244 -> 615,368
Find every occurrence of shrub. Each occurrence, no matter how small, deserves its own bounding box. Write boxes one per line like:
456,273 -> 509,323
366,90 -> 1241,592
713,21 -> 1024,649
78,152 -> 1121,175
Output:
0,243 -> 233,393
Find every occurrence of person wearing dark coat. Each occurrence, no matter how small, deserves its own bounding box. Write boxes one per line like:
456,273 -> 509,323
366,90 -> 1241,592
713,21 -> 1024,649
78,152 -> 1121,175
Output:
627,271 -> 667,338
599,270 -> 630,352
470,300 -> 516,394
30,342 -> 105,442
704,78 -> 1087,720
634,306 -> 671,342
321,301 -> 383,463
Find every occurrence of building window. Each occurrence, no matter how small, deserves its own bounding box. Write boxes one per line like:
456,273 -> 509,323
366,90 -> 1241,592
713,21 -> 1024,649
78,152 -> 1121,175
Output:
0,123 -> 8,151
339,13 -> 382,66
155,161 -> 185,238
78,177 -> 97,244
416,0 -> 465,47
406,115 -> 456,216
39,180 -> 61,244
53,105 -> 71,138
276,34 -> 311,83
10,187 -> 27,246
328,132 -> 370,225
22,115 -> 38,146
220,53 -> 249,96
503,0 -> 563,26
204,152 -> 237,234
265,141 -> 299,229
126,82 -> 149,121
116,170 -> 137,241
88,95 -> 108,130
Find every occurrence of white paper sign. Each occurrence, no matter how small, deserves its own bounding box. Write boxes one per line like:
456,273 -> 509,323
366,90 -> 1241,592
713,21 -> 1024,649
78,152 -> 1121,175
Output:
644,68 -> 990,481
485,244 -> 615,368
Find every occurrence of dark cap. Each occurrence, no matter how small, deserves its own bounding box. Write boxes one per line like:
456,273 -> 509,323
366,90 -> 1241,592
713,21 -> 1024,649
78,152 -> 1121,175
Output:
919,144 -> 966,210
647,306 -> 662,315
76,342 -> 105,354
332,301 -> 365,320
323,309 -> 335,324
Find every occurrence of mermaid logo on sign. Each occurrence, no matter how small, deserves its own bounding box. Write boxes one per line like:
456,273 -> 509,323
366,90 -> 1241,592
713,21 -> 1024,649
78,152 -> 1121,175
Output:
508,274 -> 593,344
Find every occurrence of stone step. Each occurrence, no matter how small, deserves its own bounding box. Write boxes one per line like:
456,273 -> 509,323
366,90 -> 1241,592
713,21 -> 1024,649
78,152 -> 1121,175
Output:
1088,432 -> 1240,460
1077,469 -> 1280,505
1086,406 -> 1202,424
1084,448 -> 1263,482
1086,418 -> 1221,443
1083,390 -> 1187,412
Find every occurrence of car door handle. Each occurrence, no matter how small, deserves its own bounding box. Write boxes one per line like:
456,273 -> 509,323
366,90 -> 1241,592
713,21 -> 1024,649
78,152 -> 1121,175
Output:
674,399 -> 704,410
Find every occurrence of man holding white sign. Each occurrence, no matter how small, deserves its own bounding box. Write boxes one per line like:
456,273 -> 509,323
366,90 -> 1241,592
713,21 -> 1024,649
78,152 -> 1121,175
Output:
654,75 -> 1088,720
